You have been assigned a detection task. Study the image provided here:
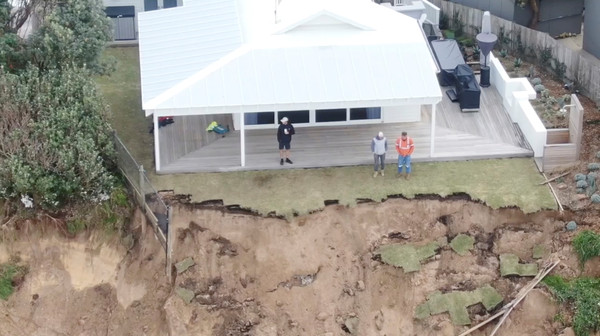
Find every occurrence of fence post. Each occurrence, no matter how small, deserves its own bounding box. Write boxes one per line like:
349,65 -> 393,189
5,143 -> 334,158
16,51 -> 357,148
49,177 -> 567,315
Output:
139,164 -> 145,211
166,206 -> 173,282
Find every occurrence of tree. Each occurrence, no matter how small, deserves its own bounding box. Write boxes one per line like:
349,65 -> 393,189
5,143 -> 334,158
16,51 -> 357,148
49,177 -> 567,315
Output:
29,0 -> 113,74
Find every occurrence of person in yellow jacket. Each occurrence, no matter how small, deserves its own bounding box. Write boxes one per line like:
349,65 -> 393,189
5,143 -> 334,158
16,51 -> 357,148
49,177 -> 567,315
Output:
395,131 -> 414,180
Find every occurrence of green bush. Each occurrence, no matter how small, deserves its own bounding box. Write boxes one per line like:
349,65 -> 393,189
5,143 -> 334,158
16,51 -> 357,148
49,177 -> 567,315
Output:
588,163 -> 600,171
591,194 -> 600,204
514,58 -> 523,68
576,188 -> 586,194
531,78 -> 542,86
544,275 -> 600,336
577,180 -> 589,189
575,174 -> 587,181
500,49 -> 508,58
0,264 -> 27,300
573,230 -> 600,265
534,84 -> 546,93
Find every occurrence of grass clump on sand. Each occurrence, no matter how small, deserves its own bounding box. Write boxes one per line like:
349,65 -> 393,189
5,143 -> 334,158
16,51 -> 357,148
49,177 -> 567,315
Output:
375,242 -> 439,273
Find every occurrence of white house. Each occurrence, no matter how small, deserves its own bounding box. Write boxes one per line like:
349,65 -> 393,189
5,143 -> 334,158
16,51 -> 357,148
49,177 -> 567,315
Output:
138,0 -> 443,172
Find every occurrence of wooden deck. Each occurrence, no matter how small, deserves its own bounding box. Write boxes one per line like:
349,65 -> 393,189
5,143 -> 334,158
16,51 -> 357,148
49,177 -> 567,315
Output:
158,85 -> 533,173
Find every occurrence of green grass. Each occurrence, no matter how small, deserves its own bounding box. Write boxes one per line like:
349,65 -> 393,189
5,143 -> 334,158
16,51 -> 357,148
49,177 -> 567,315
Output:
450,234 -> 475,256
96,47 -> 556,218
95,46 -> 154,170
544,276 -> 600,336
376,242 -> 439,273
573,230 -> 600,266
0,264 -> 27,300
499,253 -> 538,277
151,158 -> 556,218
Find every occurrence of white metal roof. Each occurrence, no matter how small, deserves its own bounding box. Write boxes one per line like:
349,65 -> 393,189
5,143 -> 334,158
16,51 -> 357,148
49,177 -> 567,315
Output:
138,0 -> 243,103
140,0 -> 442,114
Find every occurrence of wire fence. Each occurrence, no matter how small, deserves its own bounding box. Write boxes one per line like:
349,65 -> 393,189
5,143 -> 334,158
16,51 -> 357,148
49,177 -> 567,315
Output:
113,132 -> 168,250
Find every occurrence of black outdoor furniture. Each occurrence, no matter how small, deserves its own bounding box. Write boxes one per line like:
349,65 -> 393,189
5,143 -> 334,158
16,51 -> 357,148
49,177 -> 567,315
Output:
430,39 -> 466,86
453,64 -> 481,112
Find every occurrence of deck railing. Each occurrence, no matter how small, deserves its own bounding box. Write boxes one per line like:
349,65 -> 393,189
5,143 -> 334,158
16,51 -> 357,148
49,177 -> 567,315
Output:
489,54 -> 547,157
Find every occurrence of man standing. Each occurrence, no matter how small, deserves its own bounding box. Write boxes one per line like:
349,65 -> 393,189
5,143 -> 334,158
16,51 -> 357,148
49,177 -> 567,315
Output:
395,131 -> 414,179
277,117 -> 295,165
371,131 -> 387,177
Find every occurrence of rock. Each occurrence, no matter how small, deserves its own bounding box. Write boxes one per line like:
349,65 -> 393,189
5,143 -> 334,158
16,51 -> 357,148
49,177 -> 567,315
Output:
344,287 -> 355,296
356,280 -> 365,291
374,310 -> 384,330
288,320 -> 298,328
316,312 -> 329,321
344,317 -> 359,335
175,287 -> 195,304
559,327 -> 575,336
175,257 -> 195,274
556,183 -> 567,190
335,316 -> 344,325
276,300 -> 284,307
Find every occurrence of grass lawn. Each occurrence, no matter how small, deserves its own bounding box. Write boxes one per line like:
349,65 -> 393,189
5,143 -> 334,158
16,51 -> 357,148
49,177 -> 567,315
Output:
96,46 -> 155,170
151,158 -> 556,217
96,46 -> 556,218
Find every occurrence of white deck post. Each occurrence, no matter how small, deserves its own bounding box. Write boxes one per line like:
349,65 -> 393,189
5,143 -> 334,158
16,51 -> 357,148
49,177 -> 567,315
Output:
430,104 -> 436,157
240,112 -> 246,167
153,113 -> 161,171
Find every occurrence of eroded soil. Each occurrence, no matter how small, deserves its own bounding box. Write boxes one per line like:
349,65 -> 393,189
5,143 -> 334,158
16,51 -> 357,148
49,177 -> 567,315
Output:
2,199 -> 598,336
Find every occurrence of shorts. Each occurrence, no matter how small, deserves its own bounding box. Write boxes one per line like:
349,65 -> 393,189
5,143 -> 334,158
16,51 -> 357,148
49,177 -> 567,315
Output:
278,141 -> 291,150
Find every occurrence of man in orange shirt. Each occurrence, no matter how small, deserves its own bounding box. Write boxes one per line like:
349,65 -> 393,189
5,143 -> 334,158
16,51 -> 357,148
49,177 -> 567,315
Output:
396,131 -> 414,180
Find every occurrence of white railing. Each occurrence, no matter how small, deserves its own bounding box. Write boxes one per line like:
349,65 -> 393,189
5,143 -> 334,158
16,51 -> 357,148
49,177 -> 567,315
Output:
421,0 -> 440,25
489,54 -> 546,157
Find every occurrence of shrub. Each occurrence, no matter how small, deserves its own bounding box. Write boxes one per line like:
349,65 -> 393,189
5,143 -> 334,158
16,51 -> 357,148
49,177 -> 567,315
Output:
534,84 -> 546,93
566,221 -> 578,231
541,47 -> 552,66
588,163 -> 600,171
514,58 -> 523,68
573,230 -> 600,265
500,49 -> 508,58
531,78 -> 542,85
575,173 -> 587,181
591,194 -> 600,204
543,276 -> 600,336
0,264 -> 27,300
576,188 -> 586,194
577,180 -> 588,189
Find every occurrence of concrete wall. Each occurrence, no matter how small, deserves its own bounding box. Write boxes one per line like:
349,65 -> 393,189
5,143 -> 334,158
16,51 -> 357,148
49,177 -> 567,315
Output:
584,0 -> 600,58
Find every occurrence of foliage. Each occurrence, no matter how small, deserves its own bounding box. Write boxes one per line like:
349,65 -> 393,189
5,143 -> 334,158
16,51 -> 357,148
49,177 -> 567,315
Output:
576,180 -> 588,189
533,84 -> 545,93
451,11 -> 464,37
450,234 -> 475,256
588,163 -> 600,171
531,77 -> 542,86
439,11 -> 449,30
500,49 -> 508,58
573,230 -> 600,265
566,221 -> 578,231
376,241 -> 439,273
591,194 -> 600,204
575,174 -> 586,181
28,0 -> 114,74
553,61 -> 567,80
0,263 -> 28,300
0,66 -> 116,209
514,58 -> 523,68
543,275 -> 600,336
541,47 -> 552,66
65,186 -> 131,235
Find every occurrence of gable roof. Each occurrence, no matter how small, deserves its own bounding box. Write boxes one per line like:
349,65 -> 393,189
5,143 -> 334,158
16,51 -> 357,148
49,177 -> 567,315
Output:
139,0 -> 442,114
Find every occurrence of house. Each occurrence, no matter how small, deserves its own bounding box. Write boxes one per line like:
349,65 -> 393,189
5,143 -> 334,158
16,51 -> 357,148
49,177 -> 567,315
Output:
139,0 -> 448,172
104,0 -> 182,40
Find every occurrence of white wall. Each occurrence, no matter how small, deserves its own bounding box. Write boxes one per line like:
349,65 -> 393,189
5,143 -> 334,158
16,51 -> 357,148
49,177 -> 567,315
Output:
382,105 -> 421,123
489,54 -> 546,157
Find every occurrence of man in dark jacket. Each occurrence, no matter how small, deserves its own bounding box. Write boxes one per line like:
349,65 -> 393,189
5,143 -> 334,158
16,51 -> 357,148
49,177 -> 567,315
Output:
277,117 -> 295,165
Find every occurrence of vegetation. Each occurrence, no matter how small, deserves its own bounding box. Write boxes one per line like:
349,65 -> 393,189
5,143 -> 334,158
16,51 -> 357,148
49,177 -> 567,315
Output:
572,231 -> 600,265
0,0 -> 116,210
65,187 -> 131,235
544,275 -> 600,336
0,263 -> 28,300
376,242 -> 439,273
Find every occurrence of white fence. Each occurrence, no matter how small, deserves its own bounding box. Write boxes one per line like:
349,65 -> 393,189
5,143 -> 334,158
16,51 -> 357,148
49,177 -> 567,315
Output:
489,54 -> 547,157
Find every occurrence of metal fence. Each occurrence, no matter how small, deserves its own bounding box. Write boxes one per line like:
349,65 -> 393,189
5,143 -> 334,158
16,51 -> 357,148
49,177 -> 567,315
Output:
113,132 -> 168,250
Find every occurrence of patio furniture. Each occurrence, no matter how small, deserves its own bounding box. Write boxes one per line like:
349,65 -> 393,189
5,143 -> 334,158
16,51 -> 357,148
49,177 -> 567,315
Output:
430,39 -> 466,86
453,64 -> 481,112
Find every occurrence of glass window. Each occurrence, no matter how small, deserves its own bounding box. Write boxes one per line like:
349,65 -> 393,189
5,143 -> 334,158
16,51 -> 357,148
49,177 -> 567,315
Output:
316,109 -> 347,122
350,107 -> 381,120
244,112 -> 274,125
278,110 -> 310,124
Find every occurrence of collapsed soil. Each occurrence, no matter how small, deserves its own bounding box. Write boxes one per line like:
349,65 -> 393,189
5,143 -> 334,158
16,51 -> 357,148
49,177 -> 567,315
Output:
0,199 -> 587,336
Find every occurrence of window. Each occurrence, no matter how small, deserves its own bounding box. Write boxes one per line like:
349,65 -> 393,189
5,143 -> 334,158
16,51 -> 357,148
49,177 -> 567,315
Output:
316,109 -> 347,122
278,110 -> 310,124
350,107 -> 381,120
244,112 -> 274,125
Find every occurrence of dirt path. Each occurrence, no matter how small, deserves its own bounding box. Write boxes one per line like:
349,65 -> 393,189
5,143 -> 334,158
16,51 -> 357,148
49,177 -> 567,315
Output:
0,199 -> 591,335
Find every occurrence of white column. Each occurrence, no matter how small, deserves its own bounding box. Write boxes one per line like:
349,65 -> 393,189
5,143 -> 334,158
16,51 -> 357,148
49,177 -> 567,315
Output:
153,113 -> 161,172
240,112 -> 246,167
430,104 -> 436,157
